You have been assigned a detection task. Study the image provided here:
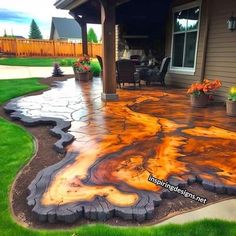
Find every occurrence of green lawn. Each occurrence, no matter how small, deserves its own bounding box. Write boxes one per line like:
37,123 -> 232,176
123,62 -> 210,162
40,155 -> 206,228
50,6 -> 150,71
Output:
0,57 -> 101,76
0,78 -> 236,236
0,57 -> 73,67
0,78 -> 48,104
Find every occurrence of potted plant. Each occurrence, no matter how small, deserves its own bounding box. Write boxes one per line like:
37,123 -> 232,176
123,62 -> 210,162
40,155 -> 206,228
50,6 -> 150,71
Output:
187,79 -> 222,108
73,55 -> 92,81
226,86 -> 236,116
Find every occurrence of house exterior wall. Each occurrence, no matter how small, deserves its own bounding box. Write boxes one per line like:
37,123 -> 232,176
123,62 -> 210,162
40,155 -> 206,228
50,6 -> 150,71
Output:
53,30 -> 60,40
52,29 -> 82,43
165,0 -> 236,99
165,0 -> 207,88
67,38 -> 82,43
204,0 -> 236,98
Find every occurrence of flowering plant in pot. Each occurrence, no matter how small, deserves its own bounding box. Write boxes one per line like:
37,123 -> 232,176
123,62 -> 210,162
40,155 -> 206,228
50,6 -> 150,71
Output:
226,86 -> 236,116
73,55 -> 92,81
187,79 -> 222,107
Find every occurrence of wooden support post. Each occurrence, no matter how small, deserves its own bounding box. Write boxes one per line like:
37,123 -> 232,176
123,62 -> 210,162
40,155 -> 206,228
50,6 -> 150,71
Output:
100,0 -> 118,101
70,11 -> 88,55
80,21 -> 88,55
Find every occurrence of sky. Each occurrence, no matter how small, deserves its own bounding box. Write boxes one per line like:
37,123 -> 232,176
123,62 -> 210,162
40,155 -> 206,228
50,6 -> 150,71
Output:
0,0 -> 101,39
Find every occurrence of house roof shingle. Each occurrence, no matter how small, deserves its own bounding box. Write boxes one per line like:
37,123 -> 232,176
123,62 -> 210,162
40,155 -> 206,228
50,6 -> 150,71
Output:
51,17 -> 82,39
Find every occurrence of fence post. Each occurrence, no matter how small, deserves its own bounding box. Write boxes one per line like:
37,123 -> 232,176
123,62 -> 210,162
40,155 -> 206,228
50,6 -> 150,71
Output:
73,43 -> 76,57
90,43 -> 93,57
53,40 -> 56,57
0,38 -> 3,52
15,38 -> 18,56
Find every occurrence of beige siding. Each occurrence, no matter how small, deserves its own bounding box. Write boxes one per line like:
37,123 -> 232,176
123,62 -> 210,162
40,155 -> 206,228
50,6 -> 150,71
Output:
204,0 -> 236,99
165,0 -> 236,100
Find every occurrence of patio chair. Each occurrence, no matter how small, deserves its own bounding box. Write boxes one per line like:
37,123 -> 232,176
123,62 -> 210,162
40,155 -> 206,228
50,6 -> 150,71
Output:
130,55 -> 141,65
144,57 -> 170,87
116,59 -> 141,88
96,55 -> 103,77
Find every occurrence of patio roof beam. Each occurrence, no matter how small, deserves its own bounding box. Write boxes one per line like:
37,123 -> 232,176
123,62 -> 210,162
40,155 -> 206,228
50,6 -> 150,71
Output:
70,11 -> 88,55
55,0 -> 89,10
100,0 -> 118,101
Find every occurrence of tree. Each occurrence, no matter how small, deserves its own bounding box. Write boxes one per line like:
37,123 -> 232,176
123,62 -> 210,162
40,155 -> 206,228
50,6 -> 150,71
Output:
29,19 -> 43,39
87,28 -> 98,43
3,29 -> 7,37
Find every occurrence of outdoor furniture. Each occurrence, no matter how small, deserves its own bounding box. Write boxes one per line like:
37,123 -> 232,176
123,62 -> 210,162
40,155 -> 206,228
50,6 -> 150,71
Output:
96,55 -> 103,78
130,55 -> 141,65
116,59 -> 141,88
96,55 -> 103,71
142,57 -> 170,87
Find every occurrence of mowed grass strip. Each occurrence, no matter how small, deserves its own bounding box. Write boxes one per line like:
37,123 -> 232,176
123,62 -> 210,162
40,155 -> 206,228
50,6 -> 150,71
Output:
0,57 -> 66,67
0,58 -> 101,76
0,78 -> 48,104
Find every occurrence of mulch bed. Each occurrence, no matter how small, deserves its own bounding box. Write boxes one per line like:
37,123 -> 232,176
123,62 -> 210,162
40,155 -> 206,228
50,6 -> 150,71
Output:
0,75 -> 232,229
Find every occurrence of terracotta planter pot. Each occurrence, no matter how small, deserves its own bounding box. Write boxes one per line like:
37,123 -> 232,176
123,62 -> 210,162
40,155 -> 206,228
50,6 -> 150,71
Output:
226,100 -> 236,116
190,93 -> 208,108
74,71 -> 90,81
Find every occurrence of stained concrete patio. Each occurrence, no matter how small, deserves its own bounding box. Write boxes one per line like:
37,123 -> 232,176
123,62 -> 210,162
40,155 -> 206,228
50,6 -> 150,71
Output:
5,77 -> 236,223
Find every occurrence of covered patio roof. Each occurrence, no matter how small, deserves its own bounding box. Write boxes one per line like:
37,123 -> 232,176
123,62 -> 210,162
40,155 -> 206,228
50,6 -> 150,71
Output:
55,0 -> 171,24
55,0 -> 172,101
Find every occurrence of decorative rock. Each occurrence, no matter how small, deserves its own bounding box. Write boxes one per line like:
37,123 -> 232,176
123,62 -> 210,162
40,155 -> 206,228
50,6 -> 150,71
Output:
226,186 -> 236,195
115,207 -> 133,221
202,179 -> 215,192
133,208 -> 147,222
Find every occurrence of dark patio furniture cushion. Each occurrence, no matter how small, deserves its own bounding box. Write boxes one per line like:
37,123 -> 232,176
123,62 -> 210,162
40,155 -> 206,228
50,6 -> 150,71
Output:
142,57 -> 170,87
96,55 -> 103,70
116,59 -> 141,87
138,67 -> 149,81
130,55 -> 141,65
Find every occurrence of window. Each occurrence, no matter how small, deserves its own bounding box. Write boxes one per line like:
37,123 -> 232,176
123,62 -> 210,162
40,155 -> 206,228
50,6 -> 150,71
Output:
171,3 -> 200,74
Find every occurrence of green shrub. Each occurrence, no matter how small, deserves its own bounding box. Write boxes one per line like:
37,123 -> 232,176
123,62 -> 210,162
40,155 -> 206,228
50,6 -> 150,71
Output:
59,59 -> 67,66
90,60 -> 101,77
59,58 -> 76,67
65,59 -> 76,66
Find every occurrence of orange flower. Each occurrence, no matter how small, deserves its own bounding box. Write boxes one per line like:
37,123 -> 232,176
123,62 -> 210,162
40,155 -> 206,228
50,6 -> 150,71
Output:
187,79 -> 222,95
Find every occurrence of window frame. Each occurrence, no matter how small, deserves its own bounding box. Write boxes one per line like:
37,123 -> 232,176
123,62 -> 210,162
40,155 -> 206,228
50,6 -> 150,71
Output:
170,1 -> 201,75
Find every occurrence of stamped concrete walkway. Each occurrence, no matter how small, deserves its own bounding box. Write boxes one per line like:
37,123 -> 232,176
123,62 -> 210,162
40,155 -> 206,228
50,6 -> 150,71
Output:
0,65 -> 73,79
158,199 -> 236,225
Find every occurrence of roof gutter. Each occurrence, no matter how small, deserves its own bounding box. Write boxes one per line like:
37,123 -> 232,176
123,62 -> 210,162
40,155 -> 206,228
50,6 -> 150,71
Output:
54,0 -> 89,10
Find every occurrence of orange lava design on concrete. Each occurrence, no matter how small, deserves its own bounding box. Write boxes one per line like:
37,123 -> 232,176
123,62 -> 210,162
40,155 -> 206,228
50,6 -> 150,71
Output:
39,83 -> 236,207
7,78 -> 236,222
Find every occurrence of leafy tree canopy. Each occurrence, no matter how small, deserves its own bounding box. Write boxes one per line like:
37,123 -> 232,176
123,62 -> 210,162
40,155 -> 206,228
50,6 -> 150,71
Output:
87,28 -> 98,43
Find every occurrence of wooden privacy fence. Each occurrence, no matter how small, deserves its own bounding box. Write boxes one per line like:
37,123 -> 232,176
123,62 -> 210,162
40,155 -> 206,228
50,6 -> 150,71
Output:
0,38 -> 102,58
